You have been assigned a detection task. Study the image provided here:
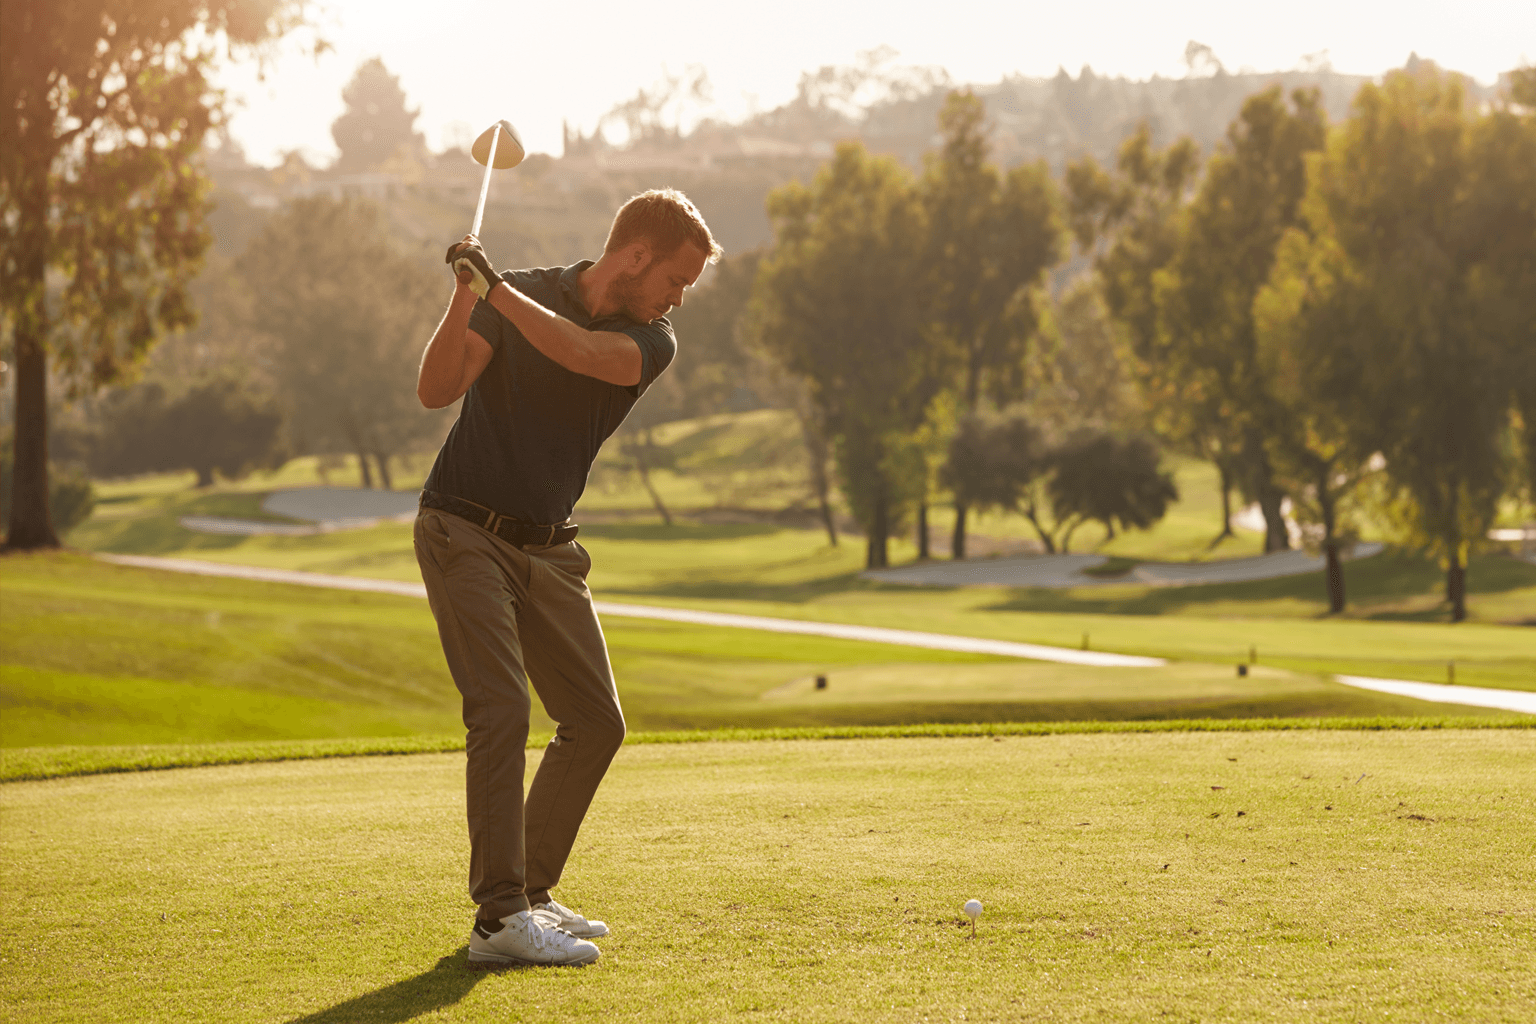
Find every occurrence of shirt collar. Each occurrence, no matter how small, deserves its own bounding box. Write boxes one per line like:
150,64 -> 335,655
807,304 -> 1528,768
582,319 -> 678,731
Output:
558,260 -> 595,313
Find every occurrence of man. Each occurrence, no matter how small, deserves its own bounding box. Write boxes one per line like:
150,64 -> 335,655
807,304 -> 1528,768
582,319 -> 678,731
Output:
415,189 -> 720,966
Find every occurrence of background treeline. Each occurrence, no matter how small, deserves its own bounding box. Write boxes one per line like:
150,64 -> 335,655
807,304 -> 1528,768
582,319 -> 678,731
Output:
22,46 -> 1390,509
738,64 -> 1535,622
5,25 -> 1531,623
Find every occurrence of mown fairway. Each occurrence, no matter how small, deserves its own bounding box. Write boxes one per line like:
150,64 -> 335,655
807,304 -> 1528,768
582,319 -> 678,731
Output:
1,553 -> 1514,759
3,731 -> 1532,1023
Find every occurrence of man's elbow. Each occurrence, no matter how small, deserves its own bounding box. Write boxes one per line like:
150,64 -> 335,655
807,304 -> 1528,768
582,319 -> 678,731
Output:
417,382 -> 455,410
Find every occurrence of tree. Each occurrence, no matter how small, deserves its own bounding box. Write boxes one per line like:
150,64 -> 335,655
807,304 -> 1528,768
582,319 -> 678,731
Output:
940,410 -> 1057,551
87,375 -> 283,487
1505,69 -> 1536,503
924,90 -> 1065,558
0,431 -> 95,537
1153,87 -> 1328,555
237,196 -> 444,489
1066,127 -> 1215,539
748,142 -> 943,568
1028,279 -> 1139,435
1047,431 -> 1178,553
1255,236 -> 1378,614
1257,66 -> 1531,621
331,57 -> 426,173
1,0 -> 309,548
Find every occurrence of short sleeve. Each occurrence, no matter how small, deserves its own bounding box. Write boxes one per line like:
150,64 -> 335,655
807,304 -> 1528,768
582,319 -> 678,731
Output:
624,319 -> 677,396
467,287 -> 508,353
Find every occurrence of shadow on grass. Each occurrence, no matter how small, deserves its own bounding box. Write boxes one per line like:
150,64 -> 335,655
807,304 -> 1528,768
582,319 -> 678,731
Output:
623,687 -> 1516,732
285,946 -> 497,1023
606,569 -> 909,605
980,550 -> 1536,620
579,521 -> 778,542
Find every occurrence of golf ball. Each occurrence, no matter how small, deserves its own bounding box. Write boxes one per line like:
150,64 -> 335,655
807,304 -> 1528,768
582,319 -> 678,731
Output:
963,899 -> 983,920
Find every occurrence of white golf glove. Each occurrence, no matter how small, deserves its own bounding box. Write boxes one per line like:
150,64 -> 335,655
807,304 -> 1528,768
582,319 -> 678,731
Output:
446,238 -> 500,300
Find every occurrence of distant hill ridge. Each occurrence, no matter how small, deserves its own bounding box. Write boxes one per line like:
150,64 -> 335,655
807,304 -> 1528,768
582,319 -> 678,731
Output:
202,56 -> 1499,261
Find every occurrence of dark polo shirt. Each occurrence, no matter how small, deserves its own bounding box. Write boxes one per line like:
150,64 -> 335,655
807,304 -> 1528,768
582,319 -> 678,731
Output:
423,261 -> 676,525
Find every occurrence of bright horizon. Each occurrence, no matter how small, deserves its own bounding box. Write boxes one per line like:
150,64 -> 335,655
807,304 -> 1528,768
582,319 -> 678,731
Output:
216,0 -> 1533,167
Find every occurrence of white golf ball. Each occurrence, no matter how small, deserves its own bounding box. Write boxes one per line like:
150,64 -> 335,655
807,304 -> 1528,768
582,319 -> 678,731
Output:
963,899 -> 983,920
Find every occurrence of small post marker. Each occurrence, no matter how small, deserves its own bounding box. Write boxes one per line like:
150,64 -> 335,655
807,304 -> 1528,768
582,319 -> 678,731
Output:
1081,633 -> 1090,651
1249,645 -> 1257,665
1447,662 -> 1454,685
815,675 -> 828,691
1237,664 -> 1248,678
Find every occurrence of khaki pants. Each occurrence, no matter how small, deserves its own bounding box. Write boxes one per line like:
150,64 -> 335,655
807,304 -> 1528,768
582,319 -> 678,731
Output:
414,509 -> 625,920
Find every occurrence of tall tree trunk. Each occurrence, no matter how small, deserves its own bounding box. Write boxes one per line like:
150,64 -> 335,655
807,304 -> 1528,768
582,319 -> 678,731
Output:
916,501 -> 930,559
1446,547 -> 1466,623
374,452 -> 393,491
949,356 -> 983,560
866,483 -> 889,569
799,409 -> 837,546
356,450 -> 374,489
1210,458 -> 1236,548
1318,467 -> 1345,614
1324,540 -> 1345,615
817,494 -> 838,548
6,319 -> 58,549
633,429 -> 672,526
1246,442 -> 1290,553
1257,486 -> 1290,553
194,465 -> 216,488
951,502 -> 968,560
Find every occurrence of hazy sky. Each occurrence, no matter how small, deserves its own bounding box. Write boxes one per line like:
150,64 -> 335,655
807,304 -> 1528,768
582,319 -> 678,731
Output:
216,0 -> 1534,166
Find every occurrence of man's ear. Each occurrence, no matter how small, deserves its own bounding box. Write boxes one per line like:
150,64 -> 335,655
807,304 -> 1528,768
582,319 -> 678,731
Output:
625,241 -> 653,273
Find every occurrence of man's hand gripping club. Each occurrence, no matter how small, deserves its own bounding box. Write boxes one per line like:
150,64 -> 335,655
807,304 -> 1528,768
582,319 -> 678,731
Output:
447,235 -> 501,299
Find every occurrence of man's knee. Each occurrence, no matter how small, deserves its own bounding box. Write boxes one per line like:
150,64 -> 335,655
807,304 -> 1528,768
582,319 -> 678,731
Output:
586,710 -> 625,756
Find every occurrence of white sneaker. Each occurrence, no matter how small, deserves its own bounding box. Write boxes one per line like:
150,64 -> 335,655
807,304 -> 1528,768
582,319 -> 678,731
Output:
531,898 -> 610,939
468,909 -> 600,967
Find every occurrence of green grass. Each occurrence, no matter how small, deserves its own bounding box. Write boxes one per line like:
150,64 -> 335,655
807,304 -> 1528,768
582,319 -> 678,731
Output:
7,716 -> 1532,783
3,731 -> 1533,1022
4,553 -> 1523,757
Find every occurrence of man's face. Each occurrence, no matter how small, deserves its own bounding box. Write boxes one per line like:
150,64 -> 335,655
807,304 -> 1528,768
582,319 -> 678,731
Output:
612,242 -> 710,323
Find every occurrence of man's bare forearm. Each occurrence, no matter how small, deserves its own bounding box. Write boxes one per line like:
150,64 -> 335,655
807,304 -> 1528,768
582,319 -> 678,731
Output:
417,279 -> 482,408
486,281 -> 641,387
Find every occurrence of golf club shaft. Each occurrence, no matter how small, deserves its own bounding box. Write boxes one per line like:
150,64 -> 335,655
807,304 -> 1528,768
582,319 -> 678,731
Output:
469,128 -> 501,237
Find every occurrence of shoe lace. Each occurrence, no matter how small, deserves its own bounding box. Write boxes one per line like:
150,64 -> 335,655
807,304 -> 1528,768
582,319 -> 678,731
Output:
521,912 -> 573,951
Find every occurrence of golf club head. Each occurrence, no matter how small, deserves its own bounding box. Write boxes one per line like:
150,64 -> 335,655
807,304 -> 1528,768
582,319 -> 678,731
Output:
472,120 -> 526,169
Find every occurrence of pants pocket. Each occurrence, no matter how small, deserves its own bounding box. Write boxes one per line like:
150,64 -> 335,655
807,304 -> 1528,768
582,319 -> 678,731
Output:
415,511 -> 452,575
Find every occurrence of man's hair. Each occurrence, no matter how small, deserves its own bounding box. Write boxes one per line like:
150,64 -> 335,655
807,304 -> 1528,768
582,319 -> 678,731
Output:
603,189 -> 723,264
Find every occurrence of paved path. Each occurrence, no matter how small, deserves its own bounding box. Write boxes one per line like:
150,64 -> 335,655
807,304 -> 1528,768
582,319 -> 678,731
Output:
176,488 -> 421,536
96,554 -> 1160,668
863,544 -> 1385,589
94,554 -> 1535,714
590,601 -> 1164,668
1334,675 -> 1536,715
261,488 -> 420,522
189,489 -> 1387,592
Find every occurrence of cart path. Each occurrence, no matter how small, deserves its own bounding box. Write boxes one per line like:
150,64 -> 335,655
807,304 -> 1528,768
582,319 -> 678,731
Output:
94,554 -> 1161,668
94,554 -> 1535,712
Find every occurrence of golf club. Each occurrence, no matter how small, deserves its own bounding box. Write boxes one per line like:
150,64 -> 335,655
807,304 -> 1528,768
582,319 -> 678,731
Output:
469,120 -> 526,237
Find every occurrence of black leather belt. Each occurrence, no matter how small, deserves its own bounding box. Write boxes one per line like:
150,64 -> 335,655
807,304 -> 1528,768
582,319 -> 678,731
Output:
419,490 -> 578,547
